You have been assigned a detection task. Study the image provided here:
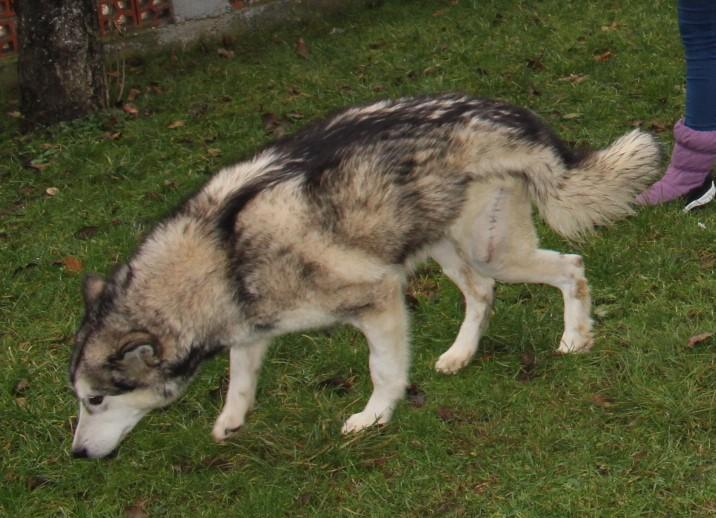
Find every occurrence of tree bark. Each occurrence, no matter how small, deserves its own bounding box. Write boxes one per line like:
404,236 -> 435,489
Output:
15,0 -> 107,129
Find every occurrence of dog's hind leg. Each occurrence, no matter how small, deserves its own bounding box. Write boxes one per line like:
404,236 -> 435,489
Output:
212,339 -> 270,442
459,184 -> 592,353
342,278 -> 409,434
479,248 -> 593,354
430,240 -> 495,374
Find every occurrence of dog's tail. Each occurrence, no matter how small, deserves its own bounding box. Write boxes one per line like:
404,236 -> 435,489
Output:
532,129 -> 661,240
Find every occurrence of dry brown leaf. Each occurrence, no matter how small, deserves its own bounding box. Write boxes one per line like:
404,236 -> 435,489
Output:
591,394 -> 614,408
207,148 -> 221,157
295,38 -> 310,59
122,103 -> 139,116
126,88 -> 142,102
436,406 -> 456,422
601,21 -> 620,32
687,332 -> 713,348
61,256 -> 83,273
262,112 -> 287,138
74,226 -> 99,240
648,120 -> 668,133
559,73 -> 588,84
562,113 -> 582,120
30,161 -> 51,171
167,120 -> 185,129
406,384 -> 426,408
45,187 -> 60,196
8,110 -> 21,119
124,499 -> 148,518
12,379 -> 30,395
103,131 -> 122,141
594,50 -> 614,62
217,47 -> 235,59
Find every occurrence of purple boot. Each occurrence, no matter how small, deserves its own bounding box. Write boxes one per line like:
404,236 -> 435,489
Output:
636,119 -> 716,211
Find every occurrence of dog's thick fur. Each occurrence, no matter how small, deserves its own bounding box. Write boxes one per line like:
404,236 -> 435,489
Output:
69,94 -> 660,458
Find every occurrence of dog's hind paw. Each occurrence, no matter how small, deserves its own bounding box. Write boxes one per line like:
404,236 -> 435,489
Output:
556,333 -> 593,354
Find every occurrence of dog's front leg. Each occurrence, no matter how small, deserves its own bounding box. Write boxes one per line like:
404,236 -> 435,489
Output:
212,339 -> 270,442
342,284 -> 409,434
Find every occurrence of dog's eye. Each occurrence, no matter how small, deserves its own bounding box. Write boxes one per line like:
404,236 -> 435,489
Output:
88,396 -> 104,406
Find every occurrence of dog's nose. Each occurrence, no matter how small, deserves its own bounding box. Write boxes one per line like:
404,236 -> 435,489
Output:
72,447 -> 89,459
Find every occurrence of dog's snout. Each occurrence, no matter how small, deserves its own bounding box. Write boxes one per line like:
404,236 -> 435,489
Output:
72,447 -> 89,459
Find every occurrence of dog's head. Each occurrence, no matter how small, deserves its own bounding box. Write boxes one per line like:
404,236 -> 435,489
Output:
69,266 -> 190,459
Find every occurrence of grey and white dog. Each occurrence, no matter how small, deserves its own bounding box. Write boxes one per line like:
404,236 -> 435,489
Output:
69,94 -> 660,458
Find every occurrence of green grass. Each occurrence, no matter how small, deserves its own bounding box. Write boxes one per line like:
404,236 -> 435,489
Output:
2,0 -> 716,515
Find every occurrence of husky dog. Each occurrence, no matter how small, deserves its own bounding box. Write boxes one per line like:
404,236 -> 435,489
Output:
69,94 -> 660,458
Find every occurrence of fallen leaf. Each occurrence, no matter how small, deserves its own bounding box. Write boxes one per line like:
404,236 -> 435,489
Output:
594,50 -> 614,62
122,103 -> 139,116
526,56 -> 545,71
316,375 -> 354,395
25,475 -> 52,491
601,21 -> 620,32
207,148 -> 221,157
648,120 -> 668,133
45,187 -> 59,196
124,499 -> 148,518
261,112 -> 287,138
295,38 -> 310,59
687,332 -> 713,348
528,85 -> 542,97
406,384 -> 426,408
217,47 -> 235,59
61,256 -> 83,273
15,397 -> 27,408
103,131 -> 122,141
436,406 -> 456,422
591,394 -> 614,408
12,262 -> 39,276
126,88 -> 142,102
562,112 -> 582,120
8,110 -> 22,118
12,379 -> 30,395
74,226 -> 99,240
559,73 -> 588,84
167,120 -> 185,129
147,82 -> 163,95
28,159 -> 51,171
517,352 -> 538,382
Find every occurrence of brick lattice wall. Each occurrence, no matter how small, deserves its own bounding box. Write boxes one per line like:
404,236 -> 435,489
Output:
0,0 -> 247,57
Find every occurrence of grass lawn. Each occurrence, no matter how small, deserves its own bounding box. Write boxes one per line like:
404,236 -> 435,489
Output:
3,0 -> 716,515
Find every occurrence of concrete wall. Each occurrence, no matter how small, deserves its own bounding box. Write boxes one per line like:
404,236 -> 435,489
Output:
106,0 -> 372,54
172,0 -> 231,22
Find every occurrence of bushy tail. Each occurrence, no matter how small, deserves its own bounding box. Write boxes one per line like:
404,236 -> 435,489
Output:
535,129 -> 661,240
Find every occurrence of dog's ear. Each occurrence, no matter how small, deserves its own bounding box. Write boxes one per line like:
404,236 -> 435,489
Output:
82,274 -> 106,306
111,333 -> 162,375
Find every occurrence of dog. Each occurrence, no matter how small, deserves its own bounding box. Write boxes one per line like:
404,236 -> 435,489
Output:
69,94 -> 660,458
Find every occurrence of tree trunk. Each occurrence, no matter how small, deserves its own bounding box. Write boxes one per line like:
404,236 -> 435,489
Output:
15,0 -> 107,129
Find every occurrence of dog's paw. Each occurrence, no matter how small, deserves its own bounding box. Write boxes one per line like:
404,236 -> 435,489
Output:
341,411 -> 386,434
557,332 -> 593,354
211,412 -> 245,442
435,350 -> 471,374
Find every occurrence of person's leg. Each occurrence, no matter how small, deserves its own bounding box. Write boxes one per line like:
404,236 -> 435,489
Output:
637,0 -> 716,209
